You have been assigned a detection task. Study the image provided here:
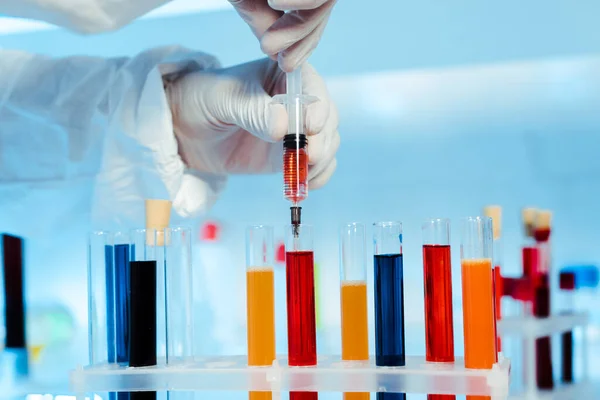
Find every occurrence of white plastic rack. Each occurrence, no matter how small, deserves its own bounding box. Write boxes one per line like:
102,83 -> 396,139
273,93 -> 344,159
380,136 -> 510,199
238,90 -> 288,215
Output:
70,355 -> 511,398
498,312 -> 590,399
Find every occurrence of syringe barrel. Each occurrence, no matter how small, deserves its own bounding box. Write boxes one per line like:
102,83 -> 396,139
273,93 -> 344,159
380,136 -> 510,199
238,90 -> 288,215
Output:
282,67 -> 309,203
286,68 -> 304,136
283,136 -> 308,203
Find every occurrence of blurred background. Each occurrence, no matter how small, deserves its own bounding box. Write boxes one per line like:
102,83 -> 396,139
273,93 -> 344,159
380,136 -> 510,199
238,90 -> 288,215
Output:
1,0 -> 600,398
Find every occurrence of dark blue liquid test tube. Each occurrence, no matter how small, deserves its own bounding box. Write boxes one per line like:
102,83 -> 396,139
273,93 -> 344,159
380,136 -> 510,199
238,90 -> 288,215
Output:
373,222 -> 405,400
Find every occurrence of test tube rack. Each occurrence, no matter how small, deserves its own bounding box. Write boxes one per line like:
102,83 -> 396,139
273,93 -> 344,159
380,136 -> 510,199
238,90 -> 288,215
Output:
497,311 -> 590,399
70,355 -> 510,398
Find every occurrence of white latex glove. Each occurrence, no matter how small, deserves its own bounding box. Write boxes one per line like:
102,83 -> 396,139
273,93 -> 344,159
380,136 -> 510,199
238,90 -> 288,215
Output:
165,58 -> 339,214
229,0 -> 337,72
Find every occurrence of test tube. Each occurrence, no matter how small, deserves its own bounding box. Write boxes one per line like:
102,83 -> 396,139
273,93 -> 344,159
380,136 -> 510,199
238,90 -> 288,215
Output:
246,225 -> 276,400
532,210 -> 553,390
460,217 -> 497,371
130,227 -> 194,365
339,223 -> 369,400
422,219 -> 455,365
559,272 -> 575,384
88,230 -> 131,400
373,221 -> 405,400
1,234 -> 29,379
285,224 -> 317,400
483,205 -> 502,354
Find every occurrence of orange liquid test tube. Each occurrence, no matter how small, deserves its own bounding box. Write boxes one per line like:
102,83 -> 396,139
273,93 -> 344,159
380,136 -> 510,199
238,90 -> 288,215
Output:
461,217 -> 497,400
339,223 -> 370,400
246,225 -> 276,400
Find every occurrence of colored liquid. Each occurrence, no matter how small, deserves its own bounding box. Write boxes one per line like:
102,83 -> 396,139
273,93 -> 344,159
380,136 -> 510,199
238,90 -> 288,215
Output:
341,281 -> 369,360
290,393 -> 318,400
345,394 -> 370,400
285,251 -> 317,366
105,244 -> 131,400
561,329 -> 573,383
534,274 -> 553,389
533,228 -> 550,242
129,260 -> 157,400
283,147 -> 308,203
374,254 -> 405,368
247,267 -> 276,400
250,393 -> 272,400
422,245 -> 455,363
341,281 -> 369,400
461,258 -> 496,369
247,267 -> 276,366
423,245 -> 455,400
494,266 -> 502,353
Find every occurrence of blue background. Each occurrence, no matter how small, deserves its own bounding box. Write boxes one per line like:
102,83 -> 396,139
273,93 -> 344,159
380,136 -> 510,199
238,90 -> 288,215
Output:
1,0 -> 600,398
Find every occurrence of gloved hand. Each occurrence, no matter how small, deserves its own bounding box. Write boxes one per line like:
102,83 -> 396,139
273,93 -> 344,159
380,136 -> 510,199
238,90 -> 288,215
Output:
165,58 -> 339,215
229,0 -> 337,72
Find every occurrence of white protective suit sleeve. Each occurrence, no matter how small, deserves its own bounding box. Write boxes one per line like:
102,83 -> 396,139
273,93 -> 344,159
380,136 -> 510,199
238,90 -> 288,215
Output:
0,46 -> 226,230
0,0 -> 172,34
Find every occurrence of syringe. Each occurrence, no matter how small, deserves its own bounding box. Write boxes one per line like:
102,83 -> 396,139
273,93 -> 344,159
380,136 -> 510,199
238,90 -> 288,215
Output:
276,66 -> 316,237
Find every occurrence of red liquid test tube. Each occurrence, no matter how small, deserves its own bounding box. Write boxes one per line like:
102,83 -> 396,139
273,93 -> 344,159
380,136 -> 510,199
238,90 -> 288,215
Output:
285,224 -> 317,400
422,218 -> 455,400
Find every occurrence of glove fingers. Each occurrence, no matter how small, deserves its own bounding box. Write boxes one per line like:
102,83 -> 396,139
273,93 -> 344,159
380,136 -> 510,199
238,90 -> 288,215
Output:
302,63 -> 331,136
308,158 -> 337,190
260,2 -> 332,59
268,0 -> 331,11
229,0 -> 284,38
214,61 -> 288,143
308,125 -> 340,168
276,17 -> 328,72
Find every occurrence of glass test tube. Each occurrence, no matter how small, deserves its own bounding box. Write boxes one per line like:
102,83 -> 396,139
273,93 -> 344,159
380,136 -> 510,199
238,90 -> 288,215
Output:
422,219 -> 455,363
88,231 -> 131,400
246,225 -> 276,367
532,211 -> 553,390
130,228 -> 194,366
373,222 -> 405,400
422,220 -> 455,400
460,217 -> 497,370
285,224 -> 317,400
285,224 -> 317,366
559,272 -> 575,384
1,234 -> 29,379
88,231 -> 131,366
339,223 -> 369,400
246,226 -> 276,400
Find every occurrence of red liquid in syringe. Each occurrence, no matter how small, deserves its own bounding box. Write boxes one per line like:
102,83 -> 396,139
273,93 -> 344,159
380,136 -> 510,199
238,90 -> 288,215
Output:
283,135 -> 308,203
286,250 -> 317,366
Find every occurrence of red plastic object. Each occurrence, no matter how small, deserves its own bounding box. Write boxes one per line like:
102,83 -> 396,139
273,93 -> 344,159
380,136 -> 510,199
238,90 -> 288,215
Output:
276,242 -> 286,264
200,221 -> 220,242
560,272 -> 576,291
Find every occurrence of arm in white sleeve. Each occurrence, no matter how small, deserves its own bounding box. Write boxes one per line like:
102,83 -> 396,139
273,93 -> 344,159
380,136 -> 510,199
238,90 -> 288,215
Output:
0,0 -> 172,33
0,45 -> 227,230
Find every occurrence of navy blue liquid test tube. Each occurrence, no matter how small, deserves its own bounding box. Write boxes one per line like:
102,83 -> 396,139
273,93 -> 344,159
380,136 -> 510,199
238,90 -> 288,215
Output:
373,222 -> 405,400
